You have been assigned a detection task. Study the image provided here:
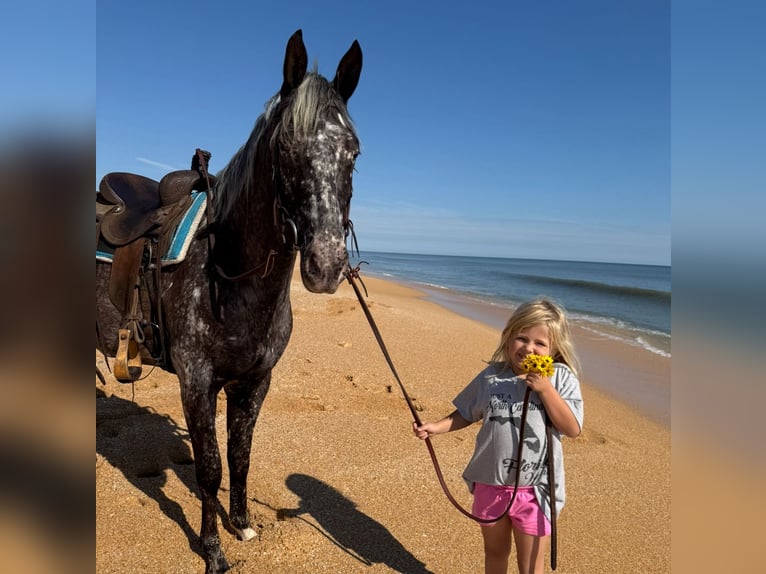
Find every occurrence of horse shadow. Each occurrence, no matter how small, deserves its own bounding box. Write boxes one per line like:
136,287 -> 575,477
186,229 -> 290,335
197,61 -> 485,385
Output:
98,389 -> 432,571
272,473 -> 433,573
96,386 -> 204,559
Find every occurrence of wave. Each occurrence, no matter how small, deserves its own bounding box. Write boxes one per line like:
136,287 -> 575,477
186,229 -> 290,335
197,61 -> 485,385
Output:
507,273 -> 671,301
636,337 -> 671,358
416,281 -> 449,290
577,323 -> 671,358
371,272 -> 451,292
355,252 -> 671,341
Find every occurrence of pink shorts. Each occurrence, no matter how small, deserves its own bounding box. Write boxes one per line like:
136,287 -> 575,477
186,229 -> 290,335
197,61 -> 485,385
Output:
472,483 -> 551,536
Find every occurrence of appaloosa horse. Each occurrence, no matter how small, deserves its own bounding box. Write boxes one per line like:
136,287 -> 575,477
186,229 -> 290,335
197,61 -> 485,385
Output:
96,30 -> 362,573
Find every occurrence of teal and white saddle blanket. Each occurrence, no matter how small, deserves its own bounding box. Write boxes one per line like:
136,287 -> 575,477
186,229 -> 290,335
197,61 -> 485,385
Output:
96,190 -> 207,266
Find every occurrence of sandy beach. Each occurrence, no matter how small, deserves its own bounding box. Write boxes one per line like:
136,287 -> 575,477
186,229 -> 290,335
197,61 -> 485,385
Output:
96,272 -> 670,573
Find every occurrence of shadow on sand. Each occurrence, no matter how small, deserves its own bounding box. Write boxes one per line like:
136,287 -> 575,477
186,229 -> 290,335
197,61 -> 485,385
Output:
269,473 -> 433,573
96,387 -> 204,559
98,389 -> 432,572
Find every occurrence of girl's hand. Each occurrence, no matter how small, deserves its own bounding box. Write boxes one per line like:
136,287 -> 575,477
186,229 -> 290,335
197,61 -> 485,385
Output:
523,372 -> 582,437
412,421 -> 432,440
524,372 -> 554,395
412,410 -> 470,439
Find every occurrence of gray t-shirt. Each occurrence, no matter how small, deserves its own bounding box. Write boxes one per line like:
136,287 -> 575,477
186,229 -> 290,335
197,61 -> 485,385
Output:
453,363 -> 584,520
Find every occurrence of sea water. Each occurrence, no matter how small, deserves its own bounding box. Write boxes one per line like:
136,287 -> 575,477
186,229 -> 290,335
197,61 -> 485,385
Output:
349,251 -> 671,359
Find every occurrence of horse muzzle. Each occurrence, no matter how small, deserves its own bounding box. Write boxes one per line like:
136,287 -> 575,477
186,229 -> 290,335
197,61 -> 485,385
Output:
299,238 -> 348,293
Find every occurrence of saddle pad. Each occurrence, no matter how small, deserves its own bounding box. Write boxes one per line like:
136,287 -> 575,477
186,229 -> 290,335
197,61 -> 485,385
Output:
97,190 -> 207,266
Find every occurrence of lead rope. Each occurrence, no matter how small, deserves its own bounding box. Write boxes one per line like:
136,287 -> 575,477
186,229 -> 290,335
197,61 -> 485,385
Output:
344,265 -> 531,524
545,416 -> 558,570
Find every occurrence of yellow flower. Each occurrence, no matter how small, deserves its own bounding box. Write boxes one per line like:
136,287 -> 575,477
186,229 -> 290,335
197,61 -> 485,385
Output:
521,354 -> 555,377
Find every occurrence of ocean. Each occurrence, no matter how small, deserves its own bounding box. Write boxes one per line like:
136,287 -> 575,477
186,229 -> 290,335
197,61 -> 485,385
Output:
349,251 -> 671,359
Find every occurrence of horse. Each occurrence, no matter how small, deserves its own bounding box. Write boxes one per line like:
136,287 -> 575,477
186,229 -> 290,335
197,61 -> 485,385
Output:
96,30 -> 362,573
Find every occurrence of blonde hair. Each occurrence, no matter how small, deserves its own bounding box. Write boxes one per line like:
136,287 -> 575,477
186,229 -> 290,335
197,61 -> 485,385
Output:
490,298 -> 581,378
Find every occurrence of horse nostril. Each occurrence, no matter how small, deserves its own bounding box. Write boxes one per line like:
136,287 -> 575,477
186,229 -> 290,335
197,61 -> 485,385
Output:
306,251 -> 322,278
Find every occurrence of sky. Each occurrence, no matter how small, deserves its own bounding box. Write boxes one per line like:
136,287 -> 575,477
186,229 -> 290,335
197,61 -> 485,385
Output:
1,3 -> 94,133
94,0 -> 670,265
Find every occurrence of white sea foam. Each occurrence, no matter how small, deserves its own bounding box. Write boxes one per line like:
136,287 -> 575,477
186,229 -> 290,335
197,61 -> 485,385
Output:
636,336 -> 671,358
577,323 -> 671,358
418,281 -> 448,290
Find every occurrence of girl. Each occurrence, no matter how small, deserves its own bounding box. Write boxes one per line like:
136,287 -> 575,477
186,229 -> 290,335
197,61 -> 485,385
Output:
413,299 -> 584,574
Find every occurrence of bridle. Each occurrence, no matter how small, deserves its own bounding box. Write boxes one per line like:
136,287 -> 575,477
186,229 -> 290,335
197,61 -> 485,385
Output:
345,264 -> 559,570
197,130 -> 356,285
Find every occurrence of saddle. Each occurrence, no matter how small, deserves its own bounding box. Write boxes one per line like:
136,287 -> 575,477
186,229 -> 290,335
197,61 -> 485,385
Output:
96,149 -> 216,381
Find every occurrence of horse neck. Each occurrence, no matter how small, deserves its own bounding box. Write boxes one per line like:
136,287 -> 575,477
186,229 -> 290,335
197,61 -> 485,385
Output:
214,143 -> 285,273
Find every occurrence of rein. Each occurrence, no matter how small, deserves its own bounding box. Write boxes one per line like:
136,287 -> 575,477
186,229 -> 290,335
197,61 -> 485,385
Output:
344,265 -> 531,524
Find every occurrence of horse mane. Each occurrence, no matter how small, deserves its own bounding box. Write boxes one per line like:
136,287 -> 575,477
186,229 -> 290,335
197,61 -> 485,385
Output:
213,68 -> 358,222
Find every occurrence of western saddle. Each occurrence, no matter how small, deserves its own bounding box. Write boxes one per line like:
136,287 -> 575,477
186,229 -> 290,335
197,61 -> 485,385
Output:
96,149 -> 216,381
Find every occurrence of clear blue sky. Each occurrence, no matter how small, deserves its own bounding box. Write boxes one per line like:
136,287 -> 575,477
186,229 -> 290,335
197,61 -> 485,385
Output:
96,1 -> 670,265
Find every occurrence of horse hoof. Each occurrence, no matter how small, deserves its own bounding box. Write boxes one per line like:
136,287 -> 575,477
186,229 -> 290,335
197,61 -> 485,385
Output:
236,526 -> 257,541
204,555 -> 230,574
203,538 -> 230,574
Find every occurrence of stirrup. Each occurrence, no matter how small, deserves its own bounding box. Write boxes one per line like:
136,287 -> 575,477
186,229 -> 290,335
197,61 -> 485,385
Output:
114,328 -> 142,382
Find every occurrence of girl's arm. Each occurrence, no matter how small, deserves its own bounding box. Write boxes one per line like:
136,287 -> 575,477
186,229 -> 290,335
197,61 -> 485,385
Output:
525,373 -> 582,437
413,409 -> 472,440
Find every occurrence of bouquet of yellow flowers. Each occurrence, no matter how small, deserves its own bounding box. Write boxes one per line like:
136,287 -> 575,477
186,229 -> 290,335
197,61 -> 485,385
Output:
520,354 -> 555,377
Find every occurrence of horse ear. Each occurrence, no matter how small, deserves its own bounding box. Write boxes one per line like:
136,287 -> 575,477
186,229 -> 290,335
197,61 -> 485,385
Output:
281,29 -> 308,99
332,40 -> 363,103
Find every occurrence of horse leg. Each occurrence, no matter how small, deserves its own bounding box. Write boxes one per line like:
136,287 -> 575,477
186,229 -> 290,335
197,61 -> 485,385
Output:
225,374 -> 272,540
179,376 -> 230,574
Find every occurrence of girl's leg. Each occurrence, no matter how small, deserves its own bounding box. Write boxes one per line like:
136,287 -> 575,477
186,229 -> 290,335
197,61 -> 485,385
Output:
512,527 -> 549,574
480,517 -> 514,574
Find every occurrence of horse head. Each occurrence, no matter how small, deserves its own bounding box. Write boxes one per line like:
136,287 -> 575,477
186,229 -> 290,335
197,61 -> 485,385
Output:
274,30 -> 363,294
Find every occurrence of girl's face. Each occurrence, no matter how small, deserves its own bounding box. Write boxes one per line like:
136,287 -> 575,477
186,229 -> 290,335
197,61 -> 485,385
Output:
508,324 -> 552,375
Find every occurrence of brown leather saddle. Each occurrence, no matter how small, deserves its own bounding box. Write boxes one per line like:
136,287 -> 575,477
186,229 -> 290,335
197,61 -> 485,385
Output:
96,149 -> 216,381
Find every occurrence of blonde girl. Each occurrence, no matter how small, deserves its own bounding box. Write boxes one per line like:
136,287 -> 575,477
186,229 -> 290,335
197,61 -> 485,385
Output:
414,299 -> 584,574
